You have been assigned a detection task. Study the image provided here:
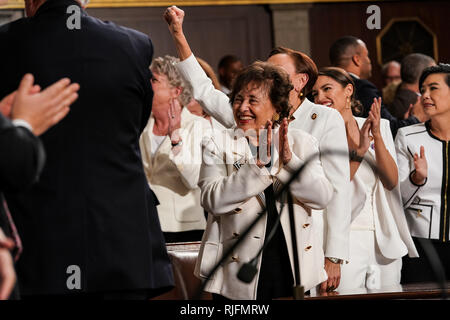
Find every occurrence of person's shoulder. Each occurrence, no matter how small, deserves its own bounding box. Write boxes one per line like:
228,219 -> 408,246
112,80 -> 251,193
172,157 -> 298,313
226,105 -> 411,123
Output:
0,17 -> 28,34
397,122 -> 427,137
84,15 -> 151,47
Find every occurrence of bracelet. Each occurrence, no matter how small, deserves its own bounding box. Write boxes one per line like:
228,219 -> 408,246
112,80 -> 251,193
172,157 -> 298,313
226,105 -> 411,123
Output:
349,150 -> 364,162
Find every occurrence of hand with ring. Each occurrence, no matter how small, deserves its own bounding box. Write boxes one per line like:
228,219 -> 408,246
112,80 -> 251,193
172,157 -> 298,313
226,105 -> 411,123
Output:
168,98 -> 182,145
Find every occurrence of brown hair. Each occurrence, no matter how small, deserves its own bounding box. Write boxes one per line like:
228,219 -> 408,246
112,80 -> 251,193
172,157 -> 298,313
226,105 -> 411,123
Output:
268,46 -> 318,97
318,67 -> 363,116
230,61 -> 293,122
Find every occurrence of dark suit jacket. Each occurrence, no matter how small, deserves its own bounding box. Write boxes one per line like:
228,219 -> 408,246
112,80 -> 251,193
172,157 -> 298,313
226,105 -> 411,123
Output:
351,75 -> 419,137
0,0 -> 173,295
0,114 -> 45,239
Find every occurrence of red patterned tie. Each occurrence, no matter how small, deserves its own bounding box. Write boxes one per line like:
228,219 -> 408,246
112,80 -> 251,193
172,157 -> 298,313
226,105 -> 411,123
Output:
2,200 -> 22,262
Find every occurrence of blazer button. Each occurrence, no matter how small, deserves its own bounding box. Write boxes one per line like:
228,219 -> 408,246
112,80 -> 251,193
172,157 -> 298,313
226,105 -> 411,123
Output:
311,113 -> 317,120
302,223 -> 310,228
305,246 -> 312,251
231,256 -> 239,262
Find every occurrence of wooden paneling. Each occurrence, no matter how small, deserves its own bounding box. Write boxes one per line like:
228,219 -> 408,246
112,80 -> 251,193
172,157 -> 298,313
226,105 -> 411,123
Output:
87,5 -> 273,71
309,0 -> 450,89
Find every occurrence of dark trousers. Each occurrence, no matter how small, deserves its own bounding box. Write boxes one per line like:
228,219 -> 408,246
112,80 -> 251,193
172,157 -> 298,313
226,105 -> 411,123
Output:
401,237 -> 450,284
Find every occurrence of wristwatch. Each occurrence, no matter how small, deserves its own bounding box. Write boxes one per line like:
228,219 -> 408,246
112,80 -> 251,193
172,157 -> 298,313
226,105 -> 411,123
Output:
326,257 -> 344,264
171,140 -> 183,147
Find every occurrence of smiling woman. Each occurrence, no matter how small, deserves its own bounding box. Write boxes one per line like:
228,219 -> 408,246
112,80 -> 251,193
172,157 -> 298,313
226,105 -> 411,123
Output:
195,61 -> 334,300
312,66 -> 418,292
396,63 -> 450,284
230,61 -> 292,132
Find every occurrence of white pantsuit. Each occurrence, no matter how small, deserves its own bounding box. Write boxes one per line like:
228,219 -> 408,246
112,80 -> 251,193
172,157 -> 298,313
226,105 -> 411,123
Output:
339,118 -> 418,291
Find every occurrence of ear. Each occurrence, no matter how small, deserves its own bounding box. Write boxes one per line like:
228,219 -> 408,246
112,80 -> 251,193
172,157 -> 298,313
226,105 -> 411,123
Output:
292,73 -> 309,94
171,86 -> 182,99
299,73 -> 309,91
344,83 -> 354,97
352,54 -> 361,67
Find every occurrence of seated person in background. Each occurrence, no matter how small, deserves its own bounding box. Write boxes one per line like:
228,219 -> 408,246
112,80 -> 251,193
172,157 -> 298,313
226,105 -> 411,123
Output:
329,36 -> 419,137
312,67 -> 417,291
196,61 -> 333,300
395,63 -> 450,284
217,54 -> 244,96
140,55 -> 211,243
388,53 -> 436,121
381,61 -> 401,107
382,61 -> 401,88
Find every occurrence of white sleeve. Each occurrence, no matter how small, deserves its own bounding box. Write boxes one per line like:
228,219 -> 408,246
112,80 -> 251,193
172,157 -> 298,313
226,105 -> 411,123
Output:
176,54 -> 235,129
320,112 -> 352,261
395,129 -> 423,207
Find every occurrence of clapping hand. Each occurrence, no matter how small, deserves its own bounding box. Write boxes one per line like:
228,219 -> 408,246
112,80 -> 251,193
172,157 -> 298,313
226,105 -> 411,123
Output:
368,97 -> 382,139
11,74 -> 79,136
279,118 -> 292,165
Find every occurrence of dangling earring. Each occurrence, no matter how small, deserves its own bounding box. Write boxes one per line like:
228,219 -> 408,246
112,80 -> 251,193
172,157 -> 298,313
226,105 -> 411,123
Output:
346,97 -> 351,109
299,92 -> 304,98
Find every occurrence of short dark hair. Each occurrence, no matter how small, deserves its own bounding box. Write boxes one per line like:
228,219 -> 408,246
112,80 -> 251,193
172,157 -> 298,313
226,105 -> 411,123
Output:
230,61 -> 293,122
268,46 -> 318,96
317,67 -> 363,116
218,55 -> 241,70
401,53 -> 435,84
419,63 -> 450,91
329,36 -> 361,67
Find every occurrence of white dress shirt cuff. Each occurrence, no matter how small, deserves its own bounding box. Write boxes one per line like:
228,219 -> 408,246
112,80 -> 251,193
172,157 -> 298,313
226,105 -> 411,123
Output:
12,119 -> 33,133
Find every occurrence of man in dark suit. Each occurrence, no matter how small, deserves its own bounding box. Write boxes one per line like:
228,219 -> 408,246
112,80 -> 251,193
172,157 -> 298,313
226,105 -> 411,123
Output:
0,0 -> 173,298
329,36 -> 419,137
0,73 -> 79,299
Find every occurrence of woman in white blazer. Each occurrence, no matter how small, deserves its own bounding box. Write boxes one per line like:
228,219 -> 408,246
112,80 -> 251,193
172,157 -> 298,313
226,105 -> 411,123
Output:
311,67 -> 417,291
396,63 -> 450,283
139,55 -> 211,243
164,7 -> 351,294
196,61 -> 334,300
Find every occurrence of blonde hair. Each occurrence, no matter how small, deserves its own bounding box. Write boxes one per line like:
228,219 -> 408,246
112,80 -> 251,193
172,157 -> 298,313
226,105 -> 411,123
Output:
150,55 -> 193,106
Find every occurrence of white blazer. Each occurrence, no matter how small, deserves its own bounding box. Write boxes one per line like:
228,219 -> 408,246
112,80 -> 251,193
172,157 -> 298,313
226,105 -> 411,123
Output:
195,126 -> 334,299
139,108 -> 211,233
352,117 -> 418,258
177,54 -> 351,261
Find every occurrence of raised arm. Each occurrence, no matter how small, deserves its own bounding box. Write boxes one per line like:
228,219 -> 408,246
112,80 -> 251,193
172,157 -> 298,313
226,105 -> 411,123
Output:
164,6 -> 235,128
